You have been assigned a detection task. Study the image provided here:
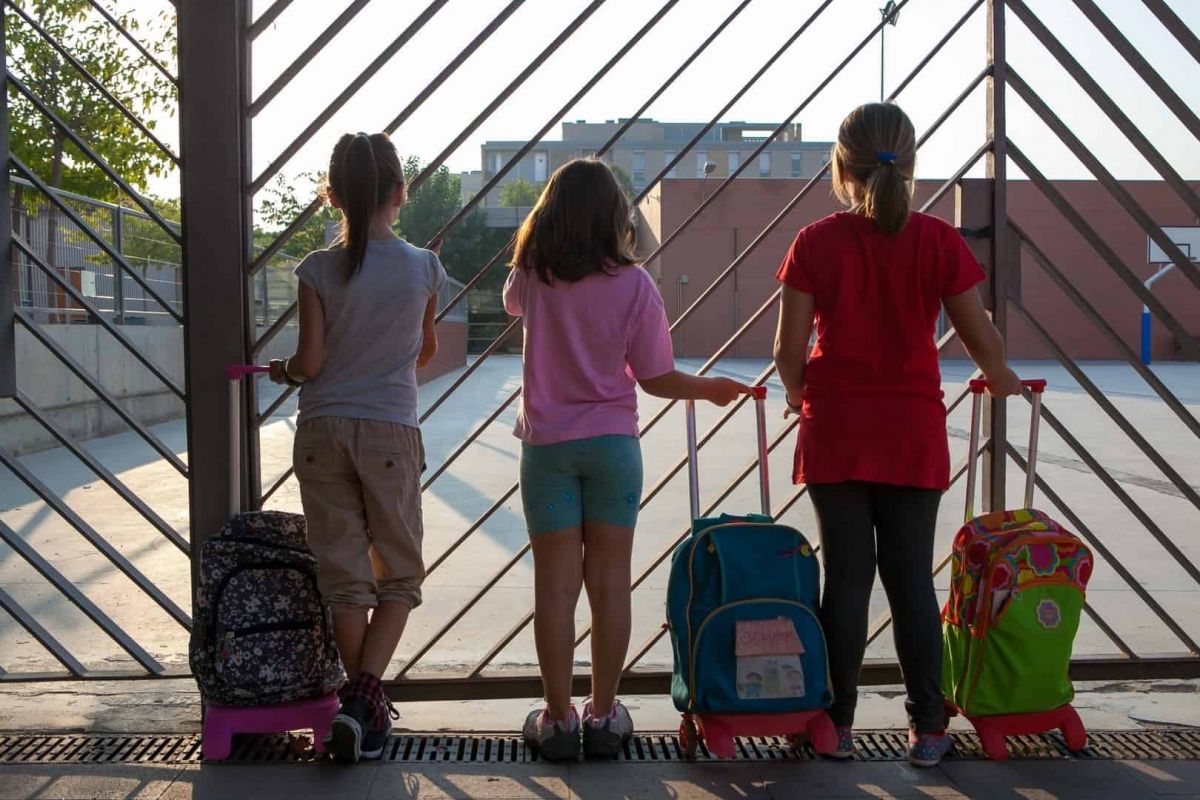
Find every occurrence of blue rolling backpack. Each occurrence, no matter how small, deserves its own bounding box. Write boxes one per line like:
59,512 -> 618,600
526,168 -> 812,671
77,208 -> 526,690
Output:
666,388 -> 836,759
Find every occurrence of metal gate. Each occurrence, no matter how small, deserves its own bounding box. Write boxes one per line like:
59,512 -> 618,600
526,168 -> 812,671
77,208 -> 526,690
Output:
1,0 -> 1197,698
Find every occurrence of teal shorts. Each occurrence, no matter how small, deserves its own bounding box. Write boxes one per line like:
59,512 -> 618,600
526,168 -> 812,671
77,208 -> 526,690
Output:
519,435 -> 643,535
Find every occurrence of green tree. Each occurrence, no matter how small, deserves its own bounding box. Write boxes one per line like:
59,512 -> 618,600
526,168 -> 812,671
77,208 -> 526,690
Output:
498,177 -> 543,208
609,163 -> 635,199
6,0 -> 177,199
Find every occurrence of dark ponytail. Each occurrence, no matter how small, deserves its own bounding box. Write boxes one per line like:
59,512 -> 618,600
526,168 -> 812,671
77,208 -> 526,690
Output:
831,103 -> 916,236
325,132 -> 406,278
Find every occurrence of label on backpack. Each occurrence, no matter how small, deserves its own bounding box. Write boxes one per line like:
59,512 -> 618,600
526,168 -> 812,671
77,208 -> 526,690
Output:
735,618 -> 805,700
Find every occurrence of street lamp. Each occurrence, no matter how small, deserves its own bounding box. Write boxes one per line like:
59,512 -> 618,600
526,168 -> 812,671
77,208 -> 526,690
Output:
880,1 -> 900,101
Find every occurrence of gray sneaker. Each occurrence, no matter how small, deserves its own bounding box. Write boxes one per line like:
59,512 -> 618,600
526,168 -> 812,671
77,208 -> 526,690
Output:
582,699 -> 633,759
523,706 -> 580,761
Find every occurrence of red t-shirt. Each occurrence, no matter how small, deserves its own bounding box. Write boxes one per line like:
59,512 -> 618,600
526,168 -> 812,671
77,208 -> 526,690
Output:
775,211 -> 985,490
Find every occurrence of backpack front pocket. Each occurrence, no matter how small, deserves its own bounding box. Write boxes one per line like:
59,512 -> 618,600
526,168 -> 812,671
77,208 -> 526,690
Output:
690,599 -> 831,714
965,581 -> 1083,716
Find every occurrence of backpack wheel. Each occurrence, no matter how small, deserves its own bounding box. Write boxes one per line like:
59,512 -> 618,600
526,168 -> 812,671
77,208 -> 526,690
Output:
679,717 -> 699,760
1060,706 -> 1087,752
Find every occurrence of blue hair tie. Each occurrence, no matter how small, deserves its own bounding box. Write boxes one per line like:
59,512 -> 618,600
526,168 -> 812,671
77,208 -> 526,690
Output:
877,150 -> 897,165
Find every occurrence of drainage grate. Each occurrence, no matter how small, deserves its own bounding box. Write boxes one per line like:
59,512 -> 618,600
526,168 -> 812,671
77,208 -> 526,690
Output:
0,730 -> 1198,765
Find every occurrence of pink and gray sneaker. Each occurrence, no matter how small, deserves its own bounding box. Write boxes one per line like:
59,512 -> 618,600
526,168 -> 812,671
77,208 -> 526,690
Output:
523,705 -> 580,761
582,699 -> 634,759
907,728 -> 953,767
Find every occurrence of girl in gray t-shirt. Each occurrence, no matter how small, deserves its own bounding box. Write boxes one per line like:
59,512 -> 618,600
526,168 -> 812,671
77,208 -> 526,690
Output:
269,132 -> 444,763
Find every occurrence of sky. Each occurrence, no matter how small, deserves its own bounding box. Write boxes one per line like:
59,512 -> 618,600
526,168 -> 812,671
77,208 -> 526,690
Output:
111,0 -> 1200,211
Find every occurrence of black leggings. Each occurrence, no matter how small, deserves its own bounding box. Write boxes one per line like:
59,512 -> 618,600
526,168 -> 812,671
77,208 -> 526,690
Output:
808,481 -> 944,733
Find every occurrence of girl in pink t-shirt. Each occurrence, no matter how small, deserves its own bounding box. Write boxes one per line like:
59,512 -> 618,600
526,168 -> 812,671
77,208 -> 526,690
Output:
503,159 -> 748,760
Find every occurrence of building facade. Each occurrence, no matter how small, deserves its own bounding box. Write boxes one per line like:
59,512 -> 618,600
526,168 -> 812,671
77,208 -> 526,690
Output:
637,178 -> 1200,362
472,118 -> 833,205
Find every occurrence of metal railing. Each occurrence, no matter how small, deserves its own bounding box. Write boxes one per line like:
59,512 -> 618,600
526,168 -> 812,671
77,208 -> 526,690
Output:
1,0 -> 1196,693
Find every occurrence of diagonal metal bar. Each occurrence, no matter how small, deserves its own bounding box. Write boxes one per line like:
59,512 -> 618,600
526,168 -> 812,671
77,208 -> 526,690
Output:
1006,0 -> 1200,220
84,0 -> 177,86
888,0 -> 984,100
1009,300 -> 1199,509
249,0 -> 371,117
250,0 -> 452,194
5,78 -> 181,241
6,0 -> 179,164
15,311 -> 188,476
1010,444 -> 1200,655
260,465 -> 294,506
251,300 -> 297,360
258,383 -> 297,426
1007,67 -> 1199,291
1036,398 -> 1200,586
249,0 -> 528,279
1066,0 -> 1200,141
405,0 -> 610,196
1011,223 -> 1198,438
13,236 -> 185,399
1007,141 -> 1199,362
422,389 -> 521,492
0,443 -> 192,630
419,321 -> 519,425
14,391 -> 189,555
638,0 -> 915,273
0,519 -> 163,673
0,585 -> 88,677
249,0 -> 296,39
421,0 -> 691,255
10,157 -> 183,322
424,485 -> 520,578
431,0 -> 837,326
1141,0 -> 1200,63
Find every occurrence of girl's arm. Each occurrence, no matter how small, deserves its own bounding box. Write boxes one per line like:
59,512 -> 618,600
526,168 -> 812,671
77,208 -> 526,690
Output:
773,285 -> 815,408
417,294 -> 438,369
638,370 -> 749,406
943,287 -> 1022,396
288,282 -> 326,381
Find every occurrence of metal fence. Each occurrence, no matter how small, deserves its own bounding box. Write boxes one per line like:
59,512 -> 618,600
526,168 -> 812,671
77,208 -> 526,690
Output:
0,0 -> 1196,695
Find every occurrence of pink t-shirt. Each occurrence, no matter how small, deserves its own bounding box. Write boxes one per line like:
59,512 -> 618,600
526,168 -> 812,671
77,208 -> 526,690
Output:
503,264 -> 675,445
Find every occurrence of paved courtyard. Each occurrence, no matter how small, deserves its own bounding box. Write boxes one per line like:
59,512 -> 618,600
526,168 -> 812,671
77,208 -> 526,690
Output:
1,357 -> 1197,682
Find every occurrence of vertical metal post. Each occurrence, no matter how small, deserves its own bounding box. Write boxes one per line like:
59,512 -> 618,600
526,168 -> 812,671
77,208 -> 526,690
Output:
111,206 -> 124,322
983,0 -> 1008,512
179,0 -> 253,587
0,14 -> 14,398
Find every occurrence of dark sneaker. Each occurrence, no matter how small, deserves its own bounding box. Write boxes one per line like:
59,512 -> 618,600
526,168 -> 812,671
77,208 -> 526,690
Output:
360,698 -> 400,761
328,695 -> 374,763
523,706 -> 580,761
582,699 -> 633,759
907,729 -> 953,767
826,726 -> 855,760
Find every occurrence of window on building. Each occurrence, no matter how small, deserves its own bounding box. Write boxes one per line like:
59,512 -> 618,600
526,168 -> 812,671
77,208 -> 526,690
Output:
727,151 -> 739,174
758,152 -> 771,177
633,150 -> 645,185
696,151 -> 708,178
664,150 -> 676,178
534,152 -> 548,182
790,152 -> 803,178
489,152 -> 502,175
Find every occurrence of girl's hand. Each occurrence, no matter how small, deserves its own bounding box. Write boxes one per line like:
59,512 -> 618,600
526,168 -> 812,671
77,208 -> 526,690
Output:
783,389 -> 804,418
983,367 -> 1023,397
704,377 -> 752,406
268,359 -> 288,385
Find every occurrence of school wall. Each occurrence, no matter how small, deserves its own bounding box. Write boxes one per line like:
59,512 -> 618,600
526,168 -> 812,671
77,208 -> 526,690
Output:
639,178 -> 1200,361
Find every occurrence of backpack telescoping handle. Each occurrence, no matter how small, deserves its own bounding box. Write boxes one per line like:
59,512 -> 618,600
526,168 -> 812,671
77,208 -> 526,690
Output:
685,385 -> 771,521
225,365 -> 271,517
963,378 -> 1047,521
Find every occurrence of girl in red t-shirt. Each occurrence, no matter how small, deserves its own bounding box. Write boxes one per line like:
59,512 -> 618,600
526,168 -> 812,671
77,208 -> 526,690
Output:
773,103 -> 1021,767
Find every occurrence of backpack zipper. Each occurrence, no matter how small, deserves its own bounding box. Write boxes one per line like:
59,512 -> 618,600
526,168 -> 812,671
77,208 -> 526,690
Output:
211,563 -> 327,666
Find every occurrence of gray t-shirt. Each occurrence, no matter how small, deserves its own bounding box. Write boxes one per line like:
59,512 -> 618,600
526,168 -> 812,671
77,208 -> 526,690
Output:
294,238 -> 446,428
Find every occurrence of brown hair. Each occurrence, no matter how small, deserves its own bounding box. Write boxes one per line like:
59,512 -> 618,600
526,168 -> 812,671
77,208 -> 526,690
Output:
831,103 -> 916,235
510,158 -> 638,284
325,132 -> 406,277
